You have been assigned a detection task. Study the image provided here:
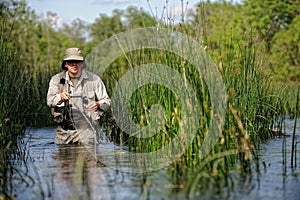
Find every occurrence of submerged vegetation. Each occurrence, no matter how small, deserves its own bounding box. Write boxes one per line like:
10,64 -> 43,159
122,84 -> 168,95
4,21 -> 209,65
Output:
0,0 -> 299,198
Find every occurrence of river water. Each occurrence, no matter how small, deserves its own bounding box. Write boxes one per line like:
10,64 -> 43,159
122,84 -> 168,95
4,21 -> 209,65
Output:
14,118 -> 300,200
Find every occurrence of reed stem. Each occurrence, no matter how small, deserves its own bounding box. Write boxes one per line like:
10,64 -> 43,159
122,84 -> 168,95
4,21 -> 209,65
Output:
291,85 -> 299,167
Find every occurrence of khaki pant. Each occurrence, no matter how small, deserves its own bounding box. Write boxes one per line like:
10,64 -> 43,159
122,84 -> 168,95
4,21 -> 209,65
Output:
55,125 -> 96,145
54,109 -> 99,145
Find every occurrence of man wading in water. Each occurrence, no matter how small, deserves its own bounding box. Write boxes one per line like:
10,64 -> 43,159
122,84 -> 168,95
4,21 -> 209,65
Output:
47,48 -> 111,145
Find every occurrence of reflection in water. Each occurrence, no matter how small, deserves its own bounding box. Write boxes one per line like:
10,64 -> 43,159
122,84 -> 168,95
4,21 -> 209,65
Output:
51,145 -> 111,199
18,128 -> 158,199
18,128 -> 112,199
14,120 -> 300,199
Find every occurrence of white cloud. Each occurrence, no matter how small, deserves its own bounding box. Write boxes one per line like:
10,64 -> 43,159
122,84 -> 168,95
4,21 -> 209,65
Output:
37,12 -> 69,29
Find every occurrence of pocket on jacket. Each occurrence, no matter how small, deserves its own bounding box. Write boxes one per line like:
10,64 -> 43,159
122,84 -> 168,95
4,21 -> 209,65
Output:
87,91 -> 95,100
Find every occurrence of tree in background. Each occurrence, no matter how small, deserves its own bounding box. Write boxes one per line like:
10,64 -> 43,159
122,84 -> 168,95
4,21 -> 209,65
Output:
186,0 -> 299,84
186,1 -> 246,55
88,7 -> 156,47
1,0 -> 299,127
267,15 -> 300,82
242,0 -> 300,51
241,0 -> 300,84
88,9 -> 124,45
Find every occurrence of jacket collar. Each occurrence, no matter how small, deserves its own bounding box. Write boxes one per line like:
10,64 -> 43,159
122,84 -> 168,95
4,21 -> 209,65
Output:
65,68 -> 89,86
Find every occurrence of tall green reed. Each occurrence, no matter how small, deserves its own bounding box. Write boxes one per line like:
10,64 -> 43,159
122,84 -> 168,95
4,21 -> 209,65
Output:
0,17 -> 35,198
291,86 -> 299,167
99,5 -> 298,199
99,26 -> 291,196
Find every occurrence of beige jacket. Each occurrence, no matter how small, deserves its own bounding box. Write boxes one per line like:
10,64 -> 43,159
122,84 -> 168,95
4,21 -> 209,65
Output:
47,68 -> 111,122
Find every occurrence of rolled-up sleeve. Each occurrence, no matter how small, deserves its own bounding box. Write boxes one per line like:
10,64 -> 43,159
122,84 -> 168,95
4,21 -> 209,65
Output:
95,77 -> 111,112
47,74 -> 62,107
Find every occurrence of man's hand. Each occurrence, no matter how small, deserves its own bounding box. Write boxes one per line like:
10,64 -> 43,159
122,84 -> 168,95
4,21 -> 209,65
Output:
57,91 -> 71,105
86,101 -> 100,112
60,91 -> 71,101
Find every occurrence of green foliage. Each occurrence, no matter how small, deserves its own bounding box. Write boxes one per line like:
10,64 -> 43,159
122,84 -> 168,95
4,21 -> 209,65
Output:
187,0 -> 300,84
0,0 -> 299,195
242,0 -> 300,50
88,7 -> 156,48
59,18 -> 88,47
89,10 -> 125,44
267,15 -> 300,82
240,0 -> 300,84
188,1 -> 245,45
0,14 -> 34,197
124,6 -> 157,29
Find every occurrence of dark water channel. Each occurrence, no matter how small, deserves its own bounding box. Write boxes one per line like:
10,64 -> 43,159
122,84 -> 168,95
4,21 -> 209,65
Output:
16,119 -> 300,200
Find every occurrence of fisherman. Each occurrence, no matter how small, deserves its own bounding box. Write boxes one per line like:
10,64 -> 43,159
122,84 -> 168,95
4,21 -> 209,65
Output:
47,47 -> 111,145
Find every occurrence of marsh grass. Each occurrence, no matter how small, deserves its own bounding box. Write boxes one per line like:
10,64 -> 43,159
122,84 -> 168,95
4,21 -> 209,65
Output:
291,87 -> 299,166
98,22 -> 291,193
1,1 -> 297,198
0,18 -> 36,198
74,2 -> 296,197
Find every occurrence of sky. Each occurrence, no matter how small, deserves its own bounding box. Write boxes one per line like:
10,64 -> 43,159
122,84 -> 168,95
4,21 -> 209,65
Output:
26,0 -> 204,26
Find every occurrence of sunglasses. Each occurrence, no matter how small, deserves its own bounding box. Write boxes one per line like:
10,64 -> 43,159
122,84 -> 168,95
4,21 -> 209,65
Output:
66,60 -> 82,65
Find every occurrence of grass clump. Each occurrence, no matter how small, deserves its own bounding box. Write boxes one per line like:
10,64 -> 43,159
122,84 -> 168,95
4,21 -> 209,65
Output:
0,17 -> 34,199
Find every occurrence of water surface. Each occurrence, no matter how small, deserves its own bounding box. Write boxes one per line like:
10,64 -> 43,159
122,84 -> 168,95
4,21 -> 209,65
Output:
16,119 -> 300,199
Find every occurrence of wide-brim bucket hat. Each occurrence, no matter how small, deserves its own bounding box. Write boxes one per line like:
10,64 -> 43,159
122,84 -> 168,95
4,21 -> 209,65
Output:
61,47 -> 84,70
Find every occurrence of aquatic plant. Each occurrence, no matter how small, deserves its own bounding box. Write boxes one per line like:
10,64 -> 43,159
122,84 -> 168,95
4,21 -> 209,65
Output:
0,16 -> 35,199
97,5 -> 291,192
291,87 -> 299,167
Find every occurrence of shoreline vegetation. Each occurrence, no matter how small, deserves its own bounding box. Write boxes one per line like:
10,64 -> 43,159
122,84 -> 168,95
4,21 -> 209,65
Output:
1,0 -> 299,198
